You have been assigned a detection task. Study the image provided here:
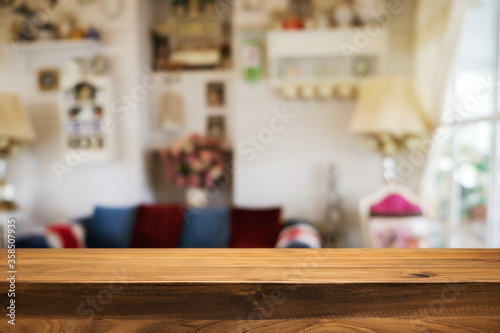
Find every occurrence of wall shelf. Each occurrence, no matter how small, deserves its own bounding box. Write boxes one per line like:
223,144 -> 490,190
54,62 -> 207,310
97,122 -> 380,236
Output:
0,39 -> 102,52
267,28 -> 389,98
0,39 -> 103,70
267,29 -> 388,58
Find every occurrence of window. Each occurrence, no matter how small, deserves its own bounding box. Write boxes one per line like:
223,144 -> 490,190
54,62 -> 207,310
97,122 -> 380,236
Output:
431,0 -> 500,248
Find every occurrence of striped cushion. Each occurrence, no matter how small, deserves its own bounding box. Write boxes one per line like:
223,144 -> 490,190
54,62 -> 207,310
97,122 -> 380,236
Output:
275,222 -> 321,248
46,223 -> 86,248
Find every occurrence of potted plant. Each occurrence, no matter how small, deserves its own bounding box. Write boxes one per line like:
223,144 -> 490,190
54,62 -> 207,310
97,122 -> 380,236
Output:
161,134 -> 226,207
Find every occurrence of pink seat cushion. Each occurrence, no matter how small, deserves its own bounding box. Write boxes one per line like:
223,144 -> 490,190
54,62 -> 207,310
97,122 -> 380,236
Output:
370,193 -> 422,216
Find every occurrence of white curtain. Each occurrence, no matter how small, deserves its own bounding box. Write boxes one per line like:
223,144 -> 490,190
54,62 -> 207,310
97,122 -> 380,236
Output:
417,0 -> 482,231
414,0 -> 480,129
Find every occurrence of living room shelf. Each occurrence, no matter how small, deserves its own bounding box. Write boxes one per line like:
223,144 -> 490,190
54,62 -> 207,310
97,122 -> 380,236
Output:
267,28 -> 389,98
0,39 -> 102,52
0,39 -> 104,70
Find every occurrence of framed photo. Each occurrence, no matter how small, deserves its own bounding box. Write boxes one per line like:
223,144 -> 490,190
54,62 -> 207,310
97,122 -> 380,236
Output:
207,115 -> 225,140
206,82 -> 225,107
38,69 -> 59,92
64,82 -> 104,151
60,77 -> 115,164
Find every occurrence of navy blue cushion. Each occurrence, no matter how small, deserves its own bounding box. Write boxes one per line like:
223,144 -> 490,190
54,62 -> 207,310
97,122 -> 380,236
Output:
87,206 -> 138,248
73,216 -> 92,246
284,241 -> 313,248
283,219 -> 314,227
180,207 -> 230,248
16,234 -> 50,248
75,216 -> 92,232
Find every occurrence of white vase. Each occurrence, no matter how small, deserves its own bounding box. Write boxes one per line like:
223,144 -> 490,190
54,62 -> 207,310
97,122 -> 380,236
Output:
353,0 -> 386,24
334,3 -> 354,27
186,187 -> 209,208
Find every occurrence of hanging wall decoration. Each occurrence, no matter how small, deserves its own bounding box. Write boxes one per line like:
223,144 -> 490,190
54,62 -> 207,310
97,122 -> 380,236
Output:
158,93 -> 184,132
61,62 -> 115,163
206,82 -> 225,107
207,115 -> 225,140
38,68 -> 60,92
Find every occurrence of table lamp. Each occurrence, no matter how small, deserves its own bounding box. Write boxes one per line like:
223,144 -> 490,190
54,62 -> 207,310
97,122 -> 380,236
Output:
348,76 -> 431,182
0,93 -> 36,210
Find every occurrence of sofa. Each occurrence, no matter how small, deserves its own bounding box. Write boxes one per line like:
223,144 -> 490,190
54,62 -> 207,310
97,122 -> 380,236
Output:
17,204 -> 322,249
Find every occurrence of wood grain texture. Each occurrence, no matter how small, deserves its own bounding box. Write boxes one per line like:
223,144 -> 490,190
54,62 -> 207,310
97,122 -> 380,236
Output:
3,249 -> 500,283
1,249 -> 499,332
2,319 -> 500,333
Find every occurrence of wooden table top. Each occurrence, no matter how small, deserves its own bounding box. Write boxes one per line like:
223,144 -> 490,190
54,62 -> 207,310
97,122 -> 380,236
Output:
2,249 -> 500,332
4,248 -> 500,284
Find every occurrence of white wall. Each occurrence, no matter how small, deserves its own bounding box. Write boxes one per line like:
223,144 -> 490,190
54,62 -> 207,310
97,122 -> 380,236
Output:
232,1 -> 416,247
232,82 -> 383,246
0,0 -> 150,226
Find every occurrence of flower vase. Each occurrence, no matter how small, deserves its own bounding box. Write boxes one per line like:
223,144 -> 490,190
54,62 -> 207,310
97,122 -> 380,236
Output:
186,187 -> 209,208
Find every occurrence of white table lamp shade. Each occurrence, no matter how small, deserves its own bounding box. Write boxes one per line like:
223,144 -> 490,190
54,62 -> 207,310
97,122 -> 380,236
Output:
348,77 -> 430,136
0,93 -> 36,143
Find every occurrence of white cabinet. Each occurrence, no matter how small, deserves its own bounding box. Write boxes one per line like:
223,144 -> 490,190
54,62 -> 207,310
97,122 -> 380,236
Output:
267,29 -> 389,98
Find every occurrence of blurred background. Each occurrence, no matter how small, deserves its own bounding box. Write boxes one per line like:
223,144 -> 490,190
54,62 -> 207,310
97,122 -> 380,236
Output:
0,0 -> 499,249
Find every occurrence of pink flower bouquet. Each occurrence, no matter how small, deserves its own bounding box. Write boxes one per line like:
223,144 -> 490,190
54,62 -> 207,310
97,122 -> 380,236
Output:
161,134 -> 226,189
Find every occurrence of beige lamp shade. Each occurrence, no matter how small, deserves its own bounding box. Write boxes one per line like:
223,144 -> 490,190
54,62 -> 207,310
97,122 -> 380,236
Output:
0,93 -> 36,143
348,76 -> 430,136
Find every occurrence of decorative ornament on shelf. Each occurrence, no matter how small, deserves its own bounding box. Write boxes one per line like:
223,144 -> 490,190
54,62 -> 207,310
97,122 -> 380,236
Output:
161,134 -> 226,208
324,163 -> 344,247
300,84 -> 315,99
12,2 -> 38,41
317,84 -> 334,98
11,1 -> 103,43
353,0 -> 386,25
58,15 -> 75,39
348,76 -> 431,183
333,1 -> 354,27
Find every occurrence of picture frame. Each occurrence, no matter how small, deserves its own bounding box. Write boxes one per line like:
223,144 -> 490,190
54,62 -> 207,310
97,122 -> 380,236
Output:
207,115 -> 225,140
38,69 -> 59,92
60,75 -> 115,164
206,82 -> 225,107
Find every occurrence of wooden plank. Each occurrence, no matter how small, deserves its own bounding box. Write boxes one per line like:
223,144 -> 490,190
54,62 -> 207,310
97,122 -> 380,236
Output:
2,249 -> 499,284
0,249 -> 499,332
13,248 -> 500,259
6,282 -> 500,320
2,318 -> 500,333
6,267 -> 500,284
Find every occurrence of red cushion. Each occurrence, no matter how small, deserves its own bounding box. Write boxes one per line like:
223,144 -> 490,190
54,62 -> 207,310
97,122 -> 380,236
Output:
230,207 -> 282,248
130,204 -> 186,248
